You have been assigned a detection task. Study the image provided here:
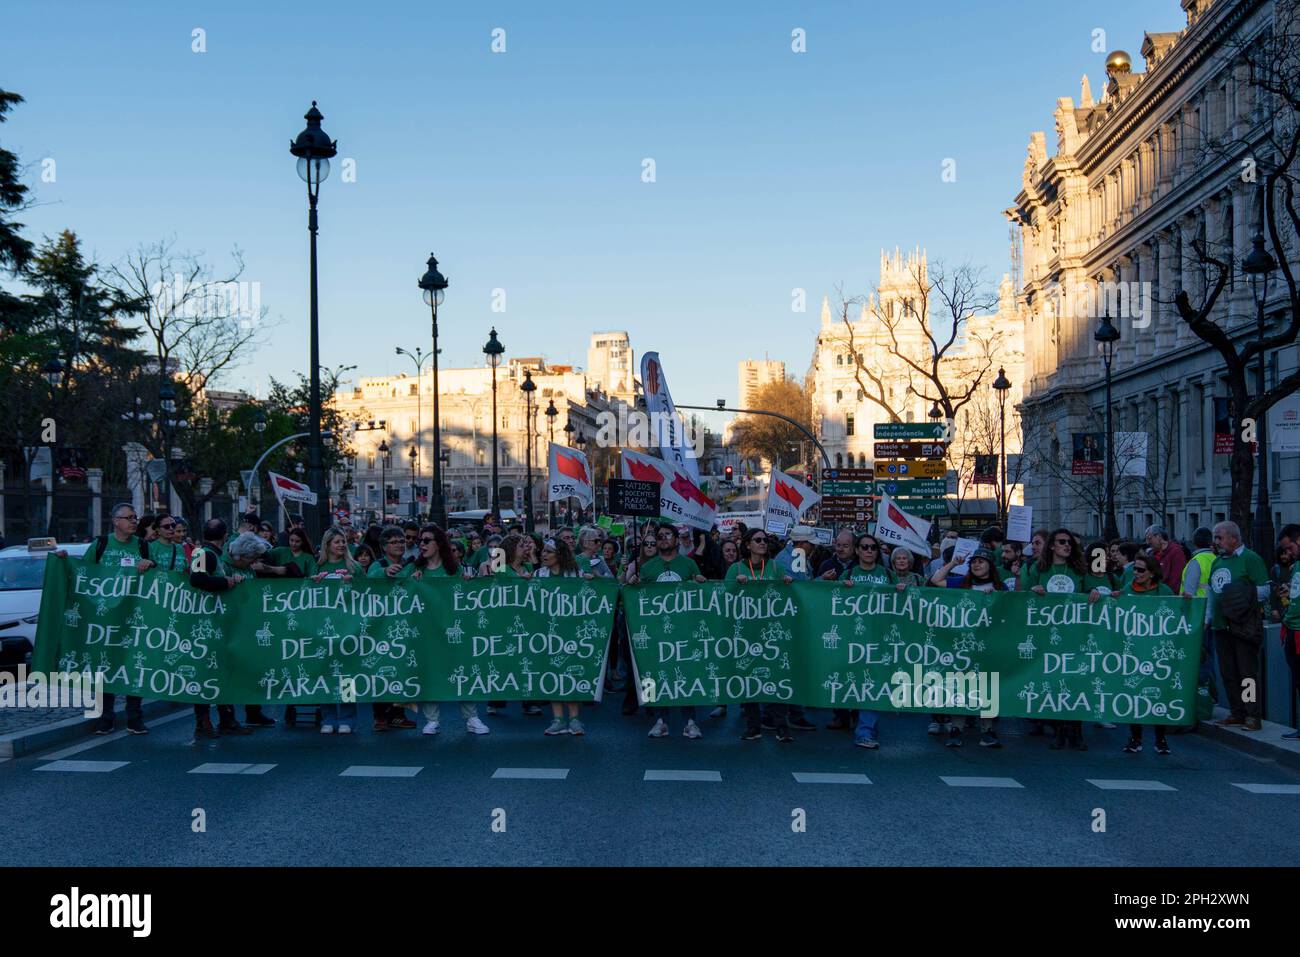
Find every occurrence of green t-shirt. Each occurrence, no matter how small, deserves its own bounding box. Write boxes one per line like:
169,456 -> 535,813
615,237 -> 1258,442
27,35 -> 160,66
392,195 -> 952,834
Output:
270,547 -> 317,577
840,564 -> 894,585
494,564 -> 530,578
640,555 -> 701,583
724,559 -> 782,581
1208,547 -> 1270,629
89,535 -> 145,569
1282,567 -> 1300,628
1020,563 -> 1112,595
367,559 -> 415,579
418,563 -> 452,578
316,559 -> 353,578
1121,564 -> 1137,587
151,541 -> 186,572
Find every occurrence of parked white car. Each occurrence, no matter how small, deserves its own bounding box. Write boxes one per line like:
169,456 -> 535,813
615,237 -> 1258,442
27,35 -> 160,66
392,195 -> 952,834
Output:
0,540 -> 90,666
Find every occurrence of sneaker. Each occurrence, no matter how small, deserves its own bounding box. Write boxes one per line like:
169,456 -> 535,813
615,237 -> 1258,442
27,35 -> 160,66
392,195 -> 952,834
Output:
466,717 -> 490,735
218,722 -> 253,736
709,706 -> 727,719
945,727 -> 963,748
1243,717 -> 1262,732
648,718 -> 669,738
789,716 -> 816,731
1282,729 -> 1300,739
320,724 -> 335,734
93,716 -> 114,735
927,721 -> 942,735
979,730 -> 1000,748
775,727 -> 794,743
683,720 -> 702,739
1154,739 -> 1171,755
195,720 -> 219,739
1215,715 -> 1246,727
1123,739 -> 1142,754
855,738 -> 880,750
388,716 -> 417,730
568,718 -> 585,736
523,704 -> 544,716
545,718 -> 568,736
422,720 -> 440,736
126,717 -> 148,735
337,724 -> 352,734
740,727 -> 763,741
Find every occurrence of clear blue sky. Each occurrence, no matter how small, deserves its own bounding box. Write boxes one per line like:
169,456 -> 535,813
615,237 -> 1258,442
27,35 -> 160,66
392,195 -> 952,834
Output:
5,0 -> 1180,429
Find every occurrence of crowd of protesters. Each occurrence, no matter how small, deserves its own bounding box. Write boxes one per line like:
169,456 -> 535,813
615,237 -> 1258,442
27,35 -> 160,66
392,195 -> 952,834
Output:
68,502 -> 1300,754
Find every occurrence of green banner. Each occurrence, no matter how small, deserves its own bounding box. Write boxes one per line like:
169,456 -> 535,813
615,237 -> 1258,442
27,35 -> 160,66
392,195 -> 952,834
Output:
624,582 -> 1203,725
33,558 -> 617,704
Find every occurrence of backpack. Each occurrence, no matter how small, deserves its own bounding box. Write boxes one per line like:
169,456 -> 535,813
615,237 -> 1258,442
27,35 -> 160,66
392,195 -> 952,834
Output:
93,535 -> 150,565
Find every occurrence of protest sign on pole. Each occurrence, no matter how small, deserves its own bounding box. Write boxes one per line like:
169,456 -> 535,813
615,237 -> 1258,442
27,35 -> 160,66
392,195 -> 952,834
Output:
1006,504 -> 1033,543
640,352 -> 701,484
873,493 -> 932,556
620,448 -> 716,531
763,469 -> 820,535
547,442 -> 593,507
268,471 -> 318,507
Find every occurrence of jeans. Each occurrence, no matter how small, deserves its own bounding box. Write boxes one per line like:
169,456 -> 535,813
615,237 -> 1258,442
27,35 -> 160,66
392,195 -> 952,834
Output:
853,710 -> 879,743
321,702 -> 358,724
416,701 -> 478,723
1128,722 -> 1167,742
1214,628 -> 1262,720
101,693 -> 142,721
745,702 -> 786,732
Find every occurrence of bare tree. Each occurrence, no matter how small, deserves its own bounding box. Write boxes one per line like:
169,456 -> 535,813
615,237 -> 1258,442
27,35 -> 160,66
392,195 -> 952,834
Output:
105,238 -> 274,393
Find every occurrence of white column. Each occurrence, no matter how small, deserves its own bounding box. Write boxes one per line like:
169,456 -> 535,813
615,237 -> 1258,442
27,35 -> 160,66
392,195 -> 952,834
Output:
199,477 -> 214,522
122,443 -> 149,517
87,467 -> 104,537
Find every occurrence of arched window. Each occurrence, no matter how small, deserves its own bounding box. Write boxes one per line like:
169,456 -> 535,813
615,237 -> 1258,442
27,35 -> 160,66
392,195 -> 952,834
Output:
858,453 -> 867,468
835,453 -> 843,468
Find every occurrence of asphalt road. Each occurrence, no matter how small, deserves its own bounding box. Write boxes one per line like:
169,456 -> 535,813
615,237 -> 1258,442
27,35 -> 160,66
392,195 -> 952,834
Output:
2,704 -> 1297,866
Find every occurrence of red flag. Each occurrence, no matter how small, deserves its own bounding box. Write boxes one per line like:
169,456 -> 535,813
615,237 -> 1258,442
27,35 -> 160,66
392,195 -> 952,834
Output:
554,451 -> 589,485
887,502 -> 913,530
774,479 -> 803,509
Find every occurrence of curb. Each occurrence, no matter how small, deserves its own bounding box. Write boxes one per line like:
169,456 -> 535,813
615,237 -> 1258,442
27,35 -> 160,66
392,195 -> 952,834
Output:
1197,706 -> 1300,772
0,700 -> 186,759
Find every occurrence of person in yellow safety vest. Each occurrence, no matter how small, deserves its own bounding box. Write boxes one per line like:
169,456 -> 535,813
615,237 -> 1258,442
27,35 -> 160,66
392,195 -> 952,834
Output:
1179,526 -> 1217,691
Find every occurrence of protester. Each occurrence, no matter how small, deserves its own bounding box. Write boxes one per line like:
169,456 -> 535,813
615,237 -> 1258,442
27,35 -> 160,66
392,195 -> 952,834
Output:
313,526 -> 360,580
187,522 -> 254,738
576,527 -> 612,577
1146,525 -> 1188,593
1209,521 -> 1271,733
728,528 -> 791,583
151,515 -> 188,572
272,526 -> 317,577
1117,556 -> 1173,755
366,526 -> 418,730
889,546 -> 926,590
534,538 -> 590,736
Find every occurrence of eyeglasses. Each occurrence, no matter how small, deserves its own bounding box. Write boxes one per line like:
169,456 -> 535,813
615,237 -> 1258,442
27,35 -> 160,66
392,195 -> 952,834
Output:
1053,538 -> 1072,546
419,536 -> 436,544
750,537 -> 768,545
114,514 -> 138,522
384,537 -> 405,546
858,543 -> 879,551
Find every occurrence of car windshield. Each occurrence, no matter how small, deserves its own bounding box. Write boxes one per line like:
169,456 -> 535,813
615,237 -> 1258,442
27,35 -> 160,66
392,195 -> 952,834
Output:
0,557 -> 48,591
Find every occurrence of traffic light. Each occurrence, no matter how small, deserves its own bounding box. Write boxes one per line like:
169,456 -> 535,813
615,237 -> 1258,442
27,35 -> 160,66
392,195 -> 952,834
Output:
724,465 -> 734,483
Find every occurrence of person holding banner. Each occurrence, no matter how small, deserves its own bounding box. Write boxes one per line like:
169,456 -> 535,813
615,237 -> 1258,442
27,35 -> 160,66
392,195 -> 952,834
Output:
272,527 -> 317,577
889,547 -> 926,590
838,533 -> 890,750
727,529 -> 791,583
1110,556 -> 1175,756
366,527 -> 419,731
535,538 -> 591,736
313,526 -> 360,580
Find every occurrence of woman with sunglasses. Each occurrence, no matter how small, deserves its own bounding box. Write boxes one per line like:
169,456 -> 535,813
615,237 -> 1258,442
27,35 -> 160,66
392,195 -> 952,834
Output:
366,526 -> 418,731
151,517 -> 188,572
838,533 -> 891,749
726,529 -> 793,583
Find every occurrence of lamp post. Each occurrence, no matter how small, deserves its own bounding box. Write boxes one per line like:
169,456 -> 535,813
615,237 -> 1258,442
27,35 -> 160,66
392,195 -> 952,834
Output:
395,345 -> 431,516
483,328 -> 505,524
545,399 -> 558,529
992,367 -> 1011,529
42,358 -> 64,536
158,380 -> 177,516
562,419 -> 575,526
1242,223 -> 1277,551
521,368 -> 536,532
289,101 -> 338,541
574,430 -> 587,524
378,440 -> 389,522
417,254 -> 450,527
1094,311 -> 1121,541
408,445 -> 418,518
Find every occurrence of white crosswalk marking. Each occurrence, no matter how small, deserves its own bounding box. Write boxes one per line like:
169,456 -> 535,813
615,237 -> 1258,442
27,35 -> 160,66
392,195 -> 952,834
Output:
644,770 -> 721,782
492,768 -> 569,779
1231,783 -> 1300,794
1087,779 -> 1176,791
939,775 -> 1023,789
189,763 -> 277,775
339,765 -> 422,778
35,760 -> 129,773
793,772 -> 871,784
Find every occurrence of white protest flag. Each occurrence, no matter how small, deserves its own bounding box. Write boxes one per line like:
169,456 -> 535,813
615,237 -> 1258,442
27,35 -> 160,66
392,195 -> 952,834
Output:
547,442 -> 593,507
763,468 -> 821,534
620,448 -> 716,531
268,470 -> 318,507
640,351 -> 701,484
873,493 -> 932,556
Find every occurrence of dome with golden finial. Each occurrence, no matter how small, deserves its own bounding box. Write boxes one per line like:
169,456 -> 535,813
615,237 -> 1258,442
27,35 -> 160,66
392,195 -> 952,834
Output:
1105,50 -> 1132,75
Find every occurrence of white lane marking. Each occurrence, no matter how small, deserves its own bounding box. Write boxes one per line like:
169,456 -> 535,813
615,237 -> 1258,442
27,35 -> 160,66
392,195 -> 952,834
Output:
35,760 -> 129,773
339,765 -> 422,778
939,775 -> 1023,789
643,769 -> 722,782
1087,779 -> 1176,791
1231,783 -> 1300,794
492,767 -> 569,779
189,763 -> 278,775
793,772 -> 871,784
38,708 -> 191,761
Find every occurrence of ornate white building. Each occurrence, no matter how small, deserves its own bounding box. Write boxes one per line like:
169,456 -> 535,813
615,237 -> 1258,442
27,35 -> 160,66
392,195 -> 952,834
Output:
1010,0 -> 1299,539
805,248 -> 1025,520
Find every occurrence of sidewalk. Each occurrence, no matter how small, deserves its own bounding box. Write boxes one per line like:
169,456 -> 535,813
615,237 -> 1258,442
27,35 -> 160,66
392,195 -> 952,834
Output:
1198,706 -> 1300,772
0,699 -> 184,758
